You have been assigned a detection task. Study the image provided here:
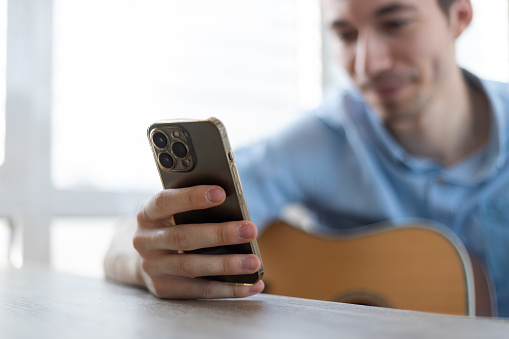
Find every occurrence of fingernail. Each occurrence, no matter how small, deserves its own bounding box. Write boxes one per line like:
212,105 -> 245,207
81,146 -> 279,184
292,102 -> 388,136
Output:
250,280 -> 264,294
205,188 -> 225,203
237,224 -> 255,240
241,256 -> 259,271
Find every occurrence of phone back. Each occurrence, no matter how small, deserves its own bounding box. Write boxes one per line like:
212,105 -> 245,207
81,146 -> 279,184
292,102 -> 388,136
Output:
147,118 -> 263,284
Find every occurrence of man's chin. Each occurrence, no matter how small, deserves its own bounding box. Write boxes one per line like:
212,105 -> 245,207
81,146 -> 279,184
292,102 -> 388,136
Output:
367,99 -> 418,125
366,97 -> 399,116
362,81 -> 417,114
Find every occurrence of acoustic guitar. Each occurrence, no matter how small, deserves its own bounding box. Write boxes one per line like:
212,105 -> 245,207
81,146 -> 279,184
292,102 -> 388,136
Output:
257,221 -> 496,317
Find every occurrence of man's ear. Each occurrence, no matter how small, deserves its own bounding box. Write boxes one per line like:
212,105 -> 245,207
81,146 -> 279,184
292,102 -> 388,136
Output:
449,0 -> 473,39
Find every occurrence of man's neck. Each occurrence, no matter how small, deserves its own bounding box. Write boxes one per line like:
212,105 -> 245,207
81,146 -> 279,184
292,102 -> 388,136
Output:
386,69 -> 490,167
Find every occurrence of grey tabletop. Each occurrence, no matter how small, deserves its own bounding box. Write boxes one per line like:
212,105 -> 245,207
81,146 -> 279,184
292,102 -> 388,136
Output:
0,265 -> 508,339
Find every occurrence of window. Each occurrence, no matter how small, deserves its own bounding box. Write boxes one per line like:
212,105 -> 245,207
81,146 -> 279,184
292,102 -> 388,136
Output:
0,0 -> 5,166
52,0 -> 323,192
0,219 -> 11,267
456,0 -> 509,82
50,217 -> 118,277
0,0 -> 322,276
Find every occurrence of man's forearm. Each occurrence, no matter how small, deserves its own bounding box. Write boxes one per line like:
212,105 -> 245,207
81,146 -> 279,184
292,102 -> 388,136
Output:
104,217 -> 144,286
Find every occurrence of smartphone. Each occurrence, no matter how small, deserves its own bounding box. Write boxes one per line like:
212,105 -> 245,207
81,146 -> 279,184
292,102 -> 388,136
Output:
147,117 -> 263,284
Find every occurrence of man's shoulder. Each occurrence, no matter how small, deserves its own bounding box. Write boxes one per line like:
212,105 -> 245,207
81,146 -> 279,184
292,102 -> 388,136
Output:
465,70 -> 509,134
236,85 -> 362,159
485,81 -> 509,110
481,77 -> 509,95
312,84 -> 365,130
477,75 -> 509,132
470,70 -> 509,103
280,84 -> 367,142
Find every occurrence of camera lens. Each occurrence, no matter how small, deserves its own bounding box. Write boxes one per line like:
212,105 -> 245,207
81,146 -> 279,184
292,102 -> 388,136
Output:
158,152 -> 174,169
172,141 -> 188,158
153,132 -> 168,149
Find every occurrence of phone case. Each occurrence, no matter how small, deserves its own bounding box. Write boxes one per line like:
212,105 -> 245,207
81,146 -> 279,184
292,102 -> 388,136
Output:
147,117 -> 263,284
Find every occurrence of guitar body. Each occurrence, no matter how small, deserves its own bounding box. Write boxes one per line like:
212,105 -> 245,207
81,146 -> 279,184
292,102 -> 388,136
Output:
258,221 -> 495,316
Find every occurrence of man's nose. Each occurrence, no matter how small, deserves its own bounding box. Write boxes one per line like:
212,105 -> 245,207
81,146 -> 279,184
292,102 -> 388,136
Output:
354,32 -> 393,80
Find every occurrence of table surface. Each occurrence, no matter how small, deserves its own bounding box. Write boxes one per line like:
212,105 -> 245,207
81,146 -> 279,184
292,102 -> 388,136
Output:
1,266 -> 508,339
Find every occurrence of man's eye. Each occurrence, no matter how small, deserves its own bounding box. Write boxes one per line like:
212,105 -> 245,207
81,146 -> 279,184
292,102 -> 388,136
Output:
382,19 -> 410,31
336,30 -> 358,43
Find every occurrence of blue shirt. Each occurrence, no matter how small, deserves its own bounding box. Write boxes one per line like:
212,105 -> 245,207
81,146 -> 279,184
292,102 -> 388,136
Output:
235,71 -> 509,317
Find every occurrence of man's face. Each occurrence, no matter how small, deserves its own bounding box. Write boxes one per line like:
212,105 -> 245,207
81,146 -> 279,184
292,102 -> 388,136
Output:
324,0 -> 458,124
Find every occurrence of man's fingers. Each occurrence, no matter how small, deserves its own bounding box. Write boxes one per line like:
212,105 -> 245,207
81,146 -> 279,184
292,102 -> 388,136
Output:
147,275 -> 265,299
135,221 -> 258,252
133,185 -> 263,300
138,186 -> 226,225
142,253 -> 262,278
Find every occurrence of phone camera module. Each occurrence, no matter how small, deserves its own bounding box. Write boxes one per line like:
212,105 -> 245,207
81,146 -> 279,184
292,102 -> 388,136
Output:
153,132 -> 168,149
172,141 -> 188,158
158,152 -> 174,169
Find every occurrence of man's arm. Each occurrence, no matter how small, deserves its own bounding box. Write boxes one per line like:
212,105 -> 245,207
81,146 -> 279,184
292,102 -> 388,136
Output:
103,185 -> 264,299
103,217 -> 144,286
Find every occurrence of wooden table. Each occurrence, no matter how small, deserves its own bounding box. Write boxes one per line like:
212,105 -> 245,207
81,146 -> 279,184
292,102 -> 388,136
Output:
1,266 -> 508,339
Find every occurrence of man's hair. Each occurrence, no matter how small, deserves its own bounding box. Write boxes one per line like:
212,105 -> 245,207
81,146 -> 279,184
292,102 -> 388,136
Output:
437,0 -> 456,17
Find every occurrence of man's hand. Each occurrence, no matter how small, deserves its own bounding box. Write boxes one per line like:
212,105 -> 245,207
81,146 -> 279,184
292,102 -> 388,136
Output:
132,185 -> 264,299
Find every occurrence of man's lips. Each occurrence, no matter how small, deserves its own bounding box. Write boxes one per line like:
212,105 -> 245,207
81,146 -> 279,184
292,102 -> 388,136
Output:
359,74 -> 415,101
371,83 -> 407,100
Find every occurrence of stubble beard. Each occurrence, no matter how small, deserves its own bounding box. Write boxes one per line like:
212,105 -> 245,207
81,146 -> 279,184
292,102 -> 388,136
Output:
358,67 -> 427,126
367,82 -> 432,132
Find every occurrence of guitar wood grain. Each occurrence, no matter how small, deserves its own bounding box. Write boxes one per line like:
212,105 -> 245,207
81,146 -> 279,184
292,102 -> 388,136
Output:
258,221 -> 494,316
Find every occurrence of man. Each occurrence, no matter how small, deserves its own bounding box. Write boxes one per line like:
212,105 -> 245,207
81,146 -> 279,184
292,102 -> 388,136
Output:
104,0 -> 509,317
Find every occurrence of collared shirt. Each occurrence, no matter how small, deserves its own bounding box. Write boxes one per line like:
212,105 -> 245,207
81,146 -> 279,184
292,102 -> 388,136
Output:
235,70 -> 509,317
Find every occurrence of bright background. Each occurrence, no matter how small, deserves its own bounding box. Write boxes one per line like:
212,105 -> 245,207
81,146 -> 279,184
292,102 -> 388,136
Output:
0,0 -> 507,277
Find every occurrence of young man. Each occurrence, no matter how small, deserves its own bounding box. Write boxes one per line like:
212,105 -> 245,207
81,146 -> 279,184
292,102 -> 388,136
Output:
105,0 -> 509,317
